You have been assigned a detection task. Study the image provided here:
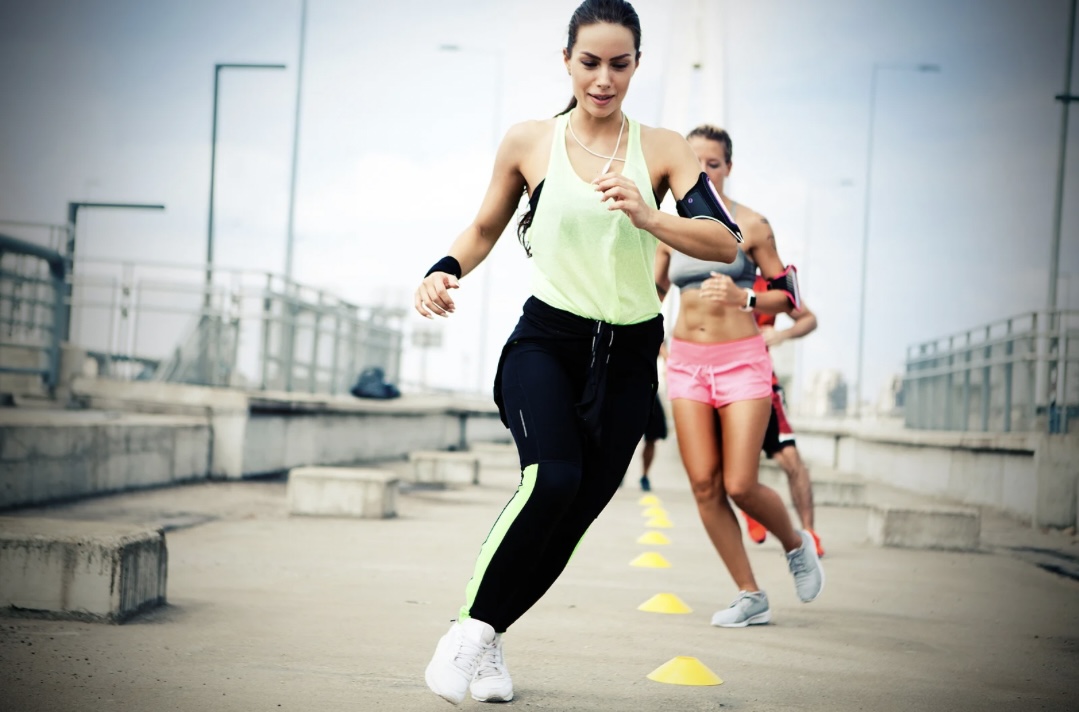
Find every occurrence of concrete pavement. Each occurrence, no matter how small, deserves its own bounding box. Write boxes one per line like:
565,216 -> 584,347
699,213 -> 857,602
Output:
1,439 -> 1078,711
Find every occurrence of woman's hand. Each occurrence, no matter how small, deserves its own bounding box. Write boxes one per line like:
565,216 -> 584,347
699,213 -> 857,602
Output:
594,172 -> 656,230
761,325 -> 788,347
414,272 -> 460,319
700,272 -> 746,307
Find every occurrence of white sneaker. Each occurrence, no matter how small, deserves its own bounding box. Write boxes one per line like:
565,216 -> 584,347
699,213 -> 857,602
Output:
470,633 -> 513,702
786,529 -> 825,602
424,618 -> 496,704
710,590 -> 772,627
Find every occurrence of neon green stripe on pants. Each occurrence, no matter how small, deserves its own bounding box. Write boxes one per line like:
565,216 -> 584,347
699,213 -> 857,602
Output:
459,463 -> 538,621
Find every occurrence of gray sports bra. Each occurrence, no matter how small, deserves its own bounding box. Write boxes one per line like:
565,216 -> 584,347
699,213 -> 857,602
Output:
668,203 -> 757,290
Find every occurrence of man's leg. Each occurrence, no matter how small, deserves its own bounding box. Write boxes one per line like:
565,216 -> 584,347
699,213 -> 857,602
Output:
640,438 -> 655,491
774,444 -> 814,531
768,385 -> 822,555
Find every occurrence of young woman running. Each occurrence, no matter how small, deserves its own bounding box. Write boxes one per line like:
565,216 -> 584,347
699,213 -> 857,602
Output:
414,2 -> 742,703
655,125 -> 824,629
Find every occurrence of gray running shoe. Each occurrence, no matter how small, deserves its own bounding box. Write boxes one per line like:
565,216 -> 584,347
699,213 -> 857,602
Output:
787,529 -> 825,602
710,590 -> 772,627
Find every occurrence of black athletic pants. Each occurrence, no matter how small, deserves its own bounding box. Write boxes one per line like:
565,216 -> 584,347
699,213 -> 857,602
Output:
460,297 -> 663,632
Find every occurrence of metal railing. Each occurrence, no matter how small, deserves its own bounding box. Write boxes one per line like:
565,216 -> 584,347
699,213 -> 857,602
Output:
903,310 -> 1079,433
0,233 -> 67,392
0,220 -> 405,396
68,259 -> 404,395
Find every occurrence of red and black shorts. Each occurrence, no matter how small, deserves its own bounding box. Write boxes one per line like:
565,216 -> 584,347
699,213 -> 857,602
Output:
761,384 -> 796,457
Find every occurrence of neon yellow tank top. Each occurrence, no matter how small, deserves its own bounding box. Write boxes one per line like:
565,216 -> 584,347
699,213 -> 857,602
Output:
528,112 -> 661,325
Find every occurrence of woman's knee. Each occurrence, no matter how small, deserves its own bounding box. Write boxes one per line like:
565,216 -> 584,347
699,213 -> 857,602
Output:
725,475 -> 757,505
688,473 -> 723,506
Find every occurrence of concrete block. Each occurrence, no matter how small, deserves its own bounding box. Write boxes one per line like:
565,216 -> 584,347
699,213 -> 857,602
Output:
758,466 -> 865,508
0,517 -> 167,623
287,467 -> 398,519
408,450 -> 481,487
811,480 -> 866,507
470,441 -> 520,472
867,505 -> 980,551
1033,433 -> 1079,529
244,411 -> 460,476
790,431 -> 840,469
461,415 -> 513,448
210,411 -> 247,479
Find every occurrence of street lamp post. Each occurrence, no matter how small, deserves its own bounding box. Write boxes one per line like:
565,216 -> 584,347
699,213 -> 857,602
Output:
438,44 -> 503,394
205,62 -> 287,305
203,62 -> 286,385
284,0 -> 309,285
854,61 -> 940,418
1048,0 -> 1076,313
1048,0 -> 1077,433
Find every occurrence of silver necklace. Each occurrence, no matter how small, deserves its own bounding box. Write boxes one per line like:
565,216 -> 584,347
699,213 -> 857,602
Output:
568,109 -> 626,174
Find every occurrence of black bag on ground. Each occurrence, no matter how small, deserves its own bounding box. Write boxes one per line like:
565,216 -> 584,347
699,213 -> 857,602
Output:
349,367 -> 401,399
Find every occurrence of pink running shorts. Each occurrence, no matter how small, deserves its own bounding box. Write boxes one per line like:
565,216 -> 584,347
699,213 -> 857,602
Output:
666,335 -> 773,409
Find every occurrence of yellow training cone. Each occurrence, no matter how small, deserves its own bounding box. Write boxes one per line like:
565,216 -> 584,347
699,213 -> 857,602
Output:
629,552 -> 671,568
641,506 -> 668,518
647,656 -> 723,686
637,593 -> 692,614
645,517 -> 673,529
637,531 -> 671,545
638,494 -> 661,506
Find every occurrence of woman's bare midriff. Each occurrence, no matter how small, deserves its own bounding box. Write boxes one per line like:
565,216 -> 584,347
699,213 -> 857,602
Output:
672,290 -> 761,344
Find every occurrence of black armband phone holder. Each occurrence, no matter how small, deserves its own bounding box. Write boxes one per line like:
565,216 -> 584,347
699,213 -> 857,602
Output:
767,265 -> 802,311
675,172 -> 744,243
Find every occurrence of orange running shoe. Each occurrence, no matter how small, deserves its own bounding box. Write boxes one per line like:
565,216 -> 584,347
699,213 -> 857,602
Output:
808,529 -> 825,558
742,512 -> 767,544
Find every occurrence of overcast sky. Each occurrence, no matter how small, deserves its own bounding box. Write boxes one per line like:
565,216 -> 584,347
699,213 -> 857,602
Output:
1,0 -> 1076,404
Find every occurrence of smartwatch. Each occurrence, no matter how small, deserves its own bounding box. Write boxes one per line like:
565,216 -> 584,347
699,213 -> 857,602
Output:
739,290 -> 757,312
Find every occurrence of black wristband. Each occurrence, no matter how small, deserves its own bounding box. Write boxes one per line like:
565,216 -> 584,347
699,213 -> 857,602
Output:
425,256 -> 462,279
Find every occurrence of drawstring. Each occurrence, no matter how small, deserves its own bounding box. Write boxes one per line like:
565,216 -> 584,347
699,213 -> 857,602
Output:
491,296 -> 663,439
708,366 -> 722,405
686,364 -> 720,403
578,320 -> 614,442
689,364 -> 722,405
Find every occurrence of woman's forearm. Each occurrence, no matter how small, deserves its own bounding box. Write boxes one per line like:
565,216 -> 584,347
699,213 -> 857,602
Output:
751,289 -> 795,316
645,209 -> 739,263
785,311 -> 818,338
445,223 -> 501,278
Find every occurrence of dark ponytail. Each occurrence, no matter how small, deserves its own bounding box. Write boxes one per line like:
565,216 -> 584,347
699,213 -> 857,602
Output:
516,183 -> 542,257
517,0 -> 643,256
557,97 -> 579,117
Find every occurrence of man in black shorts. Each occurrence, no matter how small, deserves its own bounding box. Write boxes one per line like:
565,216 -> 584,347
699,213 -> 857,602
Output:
639,392 -> 667,491
744,280 -> 824,556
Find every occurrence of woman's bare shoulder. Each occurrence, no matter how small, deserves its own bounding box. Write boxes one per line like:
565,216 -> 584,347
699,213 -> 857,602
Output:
736,205 -> 775,245
736,203 -> 766,225
504,118 -> 557,146
638,124 -> 686,151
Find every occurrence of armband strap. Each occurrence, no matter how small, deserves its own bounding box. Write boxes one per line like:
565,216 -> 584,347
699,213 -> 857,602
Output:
675,172 -> 744,243
766,265 -> 801,311
425,256 -> 462,279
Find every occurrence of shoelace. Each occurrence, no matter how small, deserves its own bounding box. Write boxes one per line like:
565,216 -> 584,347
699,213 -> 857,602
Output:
452,636 -> 490,674
474,643 -> 505,680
